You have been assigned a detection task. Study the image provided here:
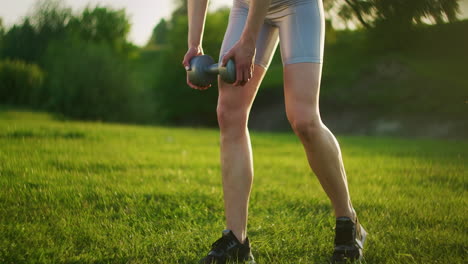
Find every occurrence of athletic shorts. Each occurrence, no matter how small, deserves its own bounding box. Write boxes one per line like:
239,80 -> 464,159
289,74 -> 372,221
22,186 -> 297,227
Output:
219,0 -> 325,69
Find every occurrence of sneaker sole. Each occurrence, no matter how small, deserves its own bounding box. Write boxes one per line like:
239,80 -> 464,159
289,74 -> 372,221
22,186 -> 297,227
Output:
225,260 -> 256,264
330,223 -> 368,264
356,225 -> 367,261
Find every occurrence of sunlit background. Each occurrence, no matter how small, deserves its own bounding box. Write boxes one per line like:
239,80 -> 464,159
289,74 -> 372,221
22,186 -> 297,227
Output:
0,0 -> 468,136
0,1 -> 467,263
2,0 -> 468,46
0,0 -> 233,46
0,0 -> 467,137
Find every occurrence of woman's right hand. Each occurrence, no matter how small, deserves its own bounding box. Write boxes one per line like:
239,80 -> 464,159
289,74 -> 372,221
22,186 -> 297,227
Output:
182,46 -> 211,90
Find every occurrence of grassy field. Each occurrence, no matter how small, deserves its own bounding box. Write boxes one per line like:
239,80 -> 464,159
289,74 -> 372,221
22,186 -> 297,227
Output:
0,110 -> 466,263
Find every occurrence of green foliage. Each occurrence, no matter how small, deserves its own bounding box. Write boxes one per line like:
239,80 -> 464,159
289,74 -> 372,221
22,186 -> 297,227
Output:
147,19 -> 168,47
147,3 -> 467,125
0,0 -> 466,127
152,8 -> 230,124
2,0 -> 72,63
318,21 -> 468,120
126,49 -> 161,124
1,20 -> 38,62
1,0 -> 134,63
42,39 -> 136,121
334,0 -> 461,30
68,6 -> 132,56
29,0 -> 72,31
0,18 -> 4,57
0,0 -> 141,122
0,60 -> 44,106
0,18 -> 4,39
0,110 -> 466,263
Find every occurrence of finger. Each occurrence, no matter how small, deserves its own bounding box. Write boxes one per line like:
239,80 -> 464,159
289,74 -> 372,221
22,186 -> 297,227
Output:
198,83 -> 211,90
183,56 -> 191,70
242,67 -> 250,86
237,67 -> 246,87
245,67 -> 252,82
196,47 -> 204,56
234,64 -> 243,86
241,69 -> 248,86
222,51 -> 233,66
187,75 -> 197,89
187,74 -> 210,90
195,82 -> 211,90
249,64 -> 254,79
189,81 -> 202,90
184,49 -> 201,69
221,53 -> 229,66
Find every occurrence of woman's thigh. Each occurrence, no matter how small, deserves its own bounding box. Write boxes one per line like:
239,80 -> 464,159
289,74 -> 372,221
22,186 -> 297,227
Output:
217,1 -> 279,114
273,0 -> 325,120
283,62 -> 323,123
219,1 -> 280,70
275,0 -> 325,66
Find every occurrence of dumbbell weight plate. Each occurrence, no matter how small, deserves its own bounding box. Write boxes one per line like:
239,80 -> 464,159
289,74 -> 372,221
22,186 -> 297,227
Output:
219,59 -> 236,84
188,55 -> 217,87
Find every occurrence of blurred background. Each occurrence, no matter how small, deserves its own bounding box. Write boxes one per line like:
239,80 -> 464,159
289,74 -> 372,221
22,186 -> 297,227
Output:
0,0 -> 467,138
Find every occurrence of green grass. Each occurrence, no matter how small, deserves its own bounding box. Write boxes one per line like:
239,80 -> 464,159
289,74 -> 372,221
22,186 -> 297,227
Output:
0,110 -> 466,263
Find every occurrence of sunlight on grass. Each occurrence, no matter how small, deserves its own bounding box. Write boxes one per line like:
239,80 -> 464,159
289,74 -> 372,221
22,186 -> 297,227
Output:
0,110 -> 466,263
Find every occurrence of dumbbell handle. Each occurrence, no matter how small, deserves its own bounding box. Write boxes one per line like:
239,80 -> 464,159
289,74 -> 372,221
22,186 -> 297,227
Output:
206,62 -> 236,84
188,55 -> 236,86
206,63 -> 221,74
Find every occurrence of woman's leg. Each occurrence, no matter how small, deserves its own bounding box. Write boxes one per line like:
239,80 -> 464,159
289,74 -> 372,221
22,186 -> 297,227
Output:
215,0 -> 278,244
217,64 -> 267,243
283,62 -> 356,220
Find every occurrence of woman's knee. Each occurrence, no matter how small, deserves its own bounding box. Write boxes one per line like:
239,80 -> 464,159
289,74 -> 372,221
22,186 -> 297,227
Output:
216,103 -> 248,133
289,115 -> 323,140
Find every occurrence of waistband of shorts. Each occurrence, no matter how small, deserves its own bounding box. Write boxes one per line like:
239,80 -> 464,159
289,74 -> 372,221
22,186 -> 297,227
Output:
233,0 -> 316,13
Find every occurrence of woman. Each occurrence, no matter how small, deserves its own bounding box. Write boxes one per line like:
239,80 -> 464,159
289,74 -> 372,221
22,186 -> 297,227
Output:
182,0 -> 367,263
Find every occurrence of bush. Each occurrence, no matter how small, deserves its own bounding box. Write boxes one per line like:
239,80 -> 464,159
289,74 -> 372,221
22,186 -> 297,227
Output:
42,39 -> 137,122
0,59 -> 44,106
153,9 -> 230,125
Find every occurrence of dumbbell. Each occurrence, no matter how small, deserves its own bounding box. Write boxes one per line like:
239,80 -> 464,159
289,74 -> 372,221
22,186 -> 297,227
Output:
188,55 -> 236,87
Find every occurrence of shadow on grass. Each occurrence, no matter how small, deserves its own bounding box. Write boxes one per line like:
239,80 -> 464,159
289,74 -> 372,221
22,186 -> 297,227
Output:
3,129 -> 86,139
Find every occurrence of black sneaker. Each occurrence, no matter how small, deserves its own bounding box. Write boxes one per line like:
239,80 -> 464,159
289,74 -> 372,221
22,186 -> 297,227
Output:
199,229 -> 256,264
330,217 -> 367,263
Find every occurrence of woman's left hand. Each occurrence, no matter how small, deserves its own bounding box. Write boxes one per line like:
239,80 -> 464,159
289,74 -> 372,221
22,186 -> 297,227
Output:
221,38 -> 256,86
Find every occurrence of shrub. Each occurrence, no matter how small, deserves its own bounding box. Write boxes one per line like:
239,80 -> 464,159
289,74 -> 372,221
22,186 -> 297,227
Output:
42,39 -> 136,122
0,59 -> 44,106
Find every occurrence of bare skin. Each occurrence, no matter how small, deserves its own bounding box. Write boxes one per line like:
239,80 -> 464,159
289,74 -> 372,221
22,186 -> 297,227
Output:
217,65 -> 267,244
283,62 -> 356,220
183,0 -> 357,245
182,0 -> 210,90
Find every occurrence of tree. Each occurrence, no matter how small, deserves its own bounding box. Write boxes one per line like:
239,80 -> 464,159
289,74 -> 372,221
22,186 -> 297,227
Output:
1,19 -> 38,62
2,0 -> 135,64
1,0 -> 72,63
0,18 -> 4,36
146,19 -> 168,47
171,0 -> 188,19
42,39 -> 136,121
0,18 -> 4,54
69,6 -> 131,55
331,0 -> 461,29
29,0 -> 72,33
0,60 -> 44,106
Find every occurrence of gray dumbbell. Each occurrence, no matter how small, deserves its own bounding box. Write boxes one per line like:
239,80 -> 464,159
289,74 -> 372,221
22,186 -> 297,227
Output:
188,55 -> 236,87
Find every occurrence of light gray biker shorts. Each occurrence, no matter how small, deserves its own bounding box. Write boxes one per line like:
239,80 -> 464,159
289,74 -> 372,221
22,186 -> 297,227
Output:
219,0 -> 325,69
